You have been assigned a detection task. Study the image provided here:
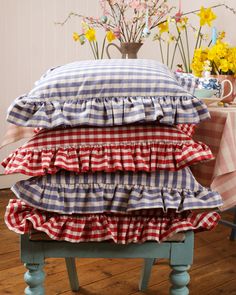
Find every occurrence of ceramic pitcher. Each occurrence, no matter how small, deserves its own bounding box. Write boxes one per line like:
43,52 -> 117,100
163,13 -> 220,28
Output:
106,42 -> 143,59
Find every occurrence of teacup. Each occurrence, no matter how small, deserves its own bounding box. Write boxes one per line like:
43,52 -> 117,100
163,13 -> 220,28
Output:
198,76 -> 233,102
194,89 -> 216,99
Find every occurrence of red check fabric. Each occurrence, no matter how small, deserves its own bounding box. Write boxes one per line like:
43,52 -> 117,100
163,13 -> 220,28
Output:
5,199 -> 220,244
2,124 -> 213,176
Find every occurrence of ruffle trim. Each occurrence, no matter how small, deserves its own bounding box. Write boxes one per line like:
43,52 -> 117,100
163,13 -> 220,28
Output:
5,199 -> 220,244
2,142 -> 213,176
6,95 -> 210,128
11,179 -> 223,214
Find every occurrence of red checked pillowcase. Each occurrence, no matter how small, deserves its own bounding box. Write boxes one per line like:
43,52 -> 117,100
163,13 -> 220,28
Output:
2,124 -> 213,176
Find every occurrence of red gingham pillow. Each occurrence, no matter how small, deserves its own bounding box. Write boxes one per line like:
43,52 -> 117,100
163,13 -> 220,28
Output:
2,124 -> 213,176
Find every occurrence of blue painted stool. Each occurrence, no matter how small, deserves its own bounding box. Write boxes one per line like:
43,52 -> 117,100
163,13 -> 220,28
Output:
21,231 -> 194,295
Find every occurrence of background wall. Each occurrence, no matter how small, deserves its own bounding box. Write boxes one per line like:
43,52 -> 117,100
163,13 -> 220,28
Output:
0,0 -> 236,188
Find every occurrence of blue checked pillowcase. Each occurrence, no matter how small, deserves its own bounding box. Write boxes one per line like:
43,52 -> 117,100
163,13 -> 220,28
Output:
7,59 -> 209,128
174,72 -> 199,95
11,168 -> 222,214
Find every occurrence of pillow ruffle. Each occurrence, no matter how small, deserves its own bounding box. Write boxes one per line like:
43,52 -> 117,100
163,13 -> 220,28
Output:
5,199 -> 220,244
7,95 -> 210,128
12,175 -> 223,214
2,141 -> 213,176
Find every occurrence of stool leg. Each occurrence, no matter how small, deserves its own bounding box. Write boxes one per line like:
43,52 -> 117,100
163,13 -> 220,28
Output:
139,258 -> 155,291
24,263 -> 45,295
65,257 -> 79,291
169,265 -> 190,295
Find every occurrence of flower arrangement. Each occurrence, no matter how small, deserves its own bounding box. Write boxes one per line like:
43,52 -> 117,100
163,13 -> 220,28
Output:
153,6 -> 218,72
56,0 -> 174,58
191,36 -> 236,77
56,1 -> 236,62
153,4 -> 236,73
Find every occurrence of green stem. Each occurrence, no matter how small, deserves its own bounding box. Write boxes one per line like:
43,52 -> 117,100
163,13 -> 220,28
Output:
175,25 -> 188,72
171,35 -> 180,70
212,61 -> 220,75
93,41 -> 98,59
195,26 -> 202,49
88,41 -> 97,59
177,41 -> 187,72
167,42 -> 170,67
101,36 -> 107,59
159,39 -> 164,64
208,40 -> 212,47
185,27 -> 191,72
198,35 -> 203,49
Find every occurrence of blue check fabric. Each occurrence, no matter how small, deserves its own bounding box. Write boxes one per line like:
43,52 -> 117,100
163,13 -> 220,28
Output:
12,168 -> 222,215
174,72 -> 199,95
7,59 -> 209,128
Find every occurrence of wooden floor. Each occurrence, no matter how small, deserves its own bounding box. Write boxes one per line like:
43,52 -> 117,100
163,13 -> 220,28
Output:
0,189 -> 236,295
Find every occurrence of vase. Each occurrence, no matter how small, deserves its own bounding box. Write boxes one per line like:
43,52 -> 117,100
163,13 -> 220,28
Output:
216,75 -> 236,103
106,42 -> 143,59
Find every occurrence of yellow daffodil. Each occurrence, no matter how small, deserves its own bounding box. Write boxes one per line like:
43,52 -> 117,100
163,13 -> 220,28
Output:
218,31 -> 226,41
208,46 -> 218,61
191,48 -> 209,77
229,48 -> 236,74
177,17 -> 188,30
216,41 -> 228,58
191,60 -> 204,77
219,59 -> 230,73
158,21 -> 169,34
85,28 -> 96,42
73,32 -> 80,42
106,31 -> 116,43
197,6 -> 216,27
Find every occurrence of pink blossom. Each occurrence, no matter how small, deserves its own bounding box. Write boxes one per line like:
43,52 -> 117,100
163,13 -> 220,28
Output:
175,11 -> 183,23
129,0 -> 145,11
129,0 -> 140,9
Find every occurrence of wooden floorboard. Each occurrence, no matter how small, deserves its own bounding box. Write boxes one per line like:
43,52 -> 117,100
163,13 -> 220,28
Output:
0,189 -> 236,295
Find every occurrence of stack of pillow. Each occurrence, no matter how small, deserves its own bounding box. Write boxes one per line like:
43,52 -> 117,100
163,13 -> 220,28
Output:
3,59 -> 222,243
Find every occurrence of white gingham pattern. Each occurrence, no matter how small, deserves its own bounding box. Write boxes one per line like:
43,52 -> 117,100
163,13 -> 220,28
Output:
7,59 -> 209,128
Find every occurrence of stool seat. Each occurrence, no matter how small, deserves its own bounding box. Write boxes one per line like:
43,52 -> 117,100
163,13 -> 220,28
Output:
21,231 -> 194,295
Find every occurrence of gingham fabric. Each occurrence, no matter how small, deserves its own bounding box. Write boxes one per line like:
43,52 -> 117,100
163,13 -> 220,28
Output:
5,199 -> 220,244
7,59 -> 210,128
0,123 -> 196,150
2,124 -> 213,176
11,169 -> 223,214
174,72 -> 199,95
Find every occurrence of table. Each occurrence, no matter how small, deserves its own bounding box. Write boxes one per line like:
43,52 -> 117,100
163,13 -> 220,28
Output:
191,106 -> 236,239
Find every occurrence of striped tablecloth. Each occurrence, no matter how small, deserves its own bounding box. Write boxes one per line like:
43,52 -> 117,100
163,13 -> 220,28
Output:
191,107 -> 236,211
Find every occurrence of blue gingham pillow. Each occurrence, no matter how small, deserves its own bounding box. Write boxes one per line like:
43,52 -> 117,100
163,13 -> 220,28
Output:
11,168 -> 222,214
7,59 -> 209,128
174,72 -> 199,95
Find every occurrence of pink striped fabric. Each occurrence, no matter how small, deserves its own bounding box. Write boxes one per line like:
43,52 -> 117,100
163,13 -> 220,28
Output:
0,124 -> 38,149
191,107 -> 236,210
5,199 -> 220,244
